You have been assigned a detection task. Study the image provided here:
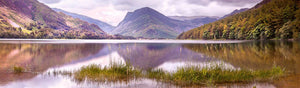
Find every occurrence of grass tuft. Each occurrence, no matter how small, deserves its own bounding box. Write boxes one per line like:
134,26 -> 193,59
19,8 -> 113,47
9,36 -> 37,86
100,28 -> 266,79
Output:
74,63 -> 141,82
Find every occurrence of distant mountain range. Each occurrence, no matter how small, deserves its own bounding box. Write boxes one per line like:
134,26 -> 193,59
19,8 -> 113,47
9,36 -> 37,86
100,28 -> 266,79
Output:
52,8 -> 115,33
178,0 -> 299,40
220,8 -> 249,19
112,7 -> 218,39
1,0 -> 270,39
0,0 -> 110,39
169,16 -> 219,27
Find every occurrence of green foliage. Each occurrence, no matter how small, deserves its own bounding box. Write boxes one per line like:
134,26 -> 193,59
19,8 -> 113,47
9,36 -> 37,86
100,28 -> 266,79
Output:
13,66 -> 24,73
146,69 -> 170,80
278,21 -> 293,39
203,31 -> 210,39
178,0 -> 299,40
229,31 -> 235,39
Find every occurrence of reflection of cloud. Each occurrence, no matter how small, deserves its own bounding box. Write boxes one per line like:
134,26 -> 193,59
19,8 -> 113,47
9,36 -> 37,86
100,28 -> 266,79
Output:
38,0 -> 262,26
155,61 -> 237,72
46,51 -> 125,72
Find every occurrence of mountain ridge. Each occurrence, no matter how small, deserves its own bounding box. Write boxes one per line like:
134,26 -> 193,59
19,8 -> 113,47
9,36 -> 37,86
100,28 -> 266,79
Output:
220,8 -> 249,19
112,7 -> 198,39
52,8 -> 115,33
169,16 -> 219,27
0,0 -> 112,39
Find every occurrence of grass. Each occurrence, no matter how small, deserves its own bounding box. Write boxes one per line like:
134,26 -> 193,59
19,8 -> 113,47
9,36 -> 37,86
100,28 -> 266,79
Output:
146,65 -> 284,86
74,63 -> 141,82
13,66 -> 24,73
62,63 -> 284,86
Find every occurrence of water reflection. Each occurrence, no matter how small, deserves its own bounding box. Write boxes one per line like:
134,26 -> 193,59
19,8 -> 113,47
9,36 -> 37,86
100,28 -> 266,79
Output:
183,41 -> 300,88
0,40 -> 299,88
0,43 -> 104,85
183,41 -> 300,72
116,43 -> 218,70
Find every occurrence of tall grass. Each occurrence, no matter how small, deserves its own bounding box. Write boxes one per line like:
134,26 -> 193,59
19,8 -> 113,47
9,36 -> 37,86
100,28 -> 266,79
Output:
147,65 -> 284,86
68,63 -> 284,86
74,63 -> 141,82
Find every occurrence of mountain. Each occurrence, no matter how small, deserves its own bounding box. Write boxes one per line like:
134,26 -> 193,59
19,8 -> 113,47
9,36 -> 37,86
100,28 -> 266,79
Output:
220,8 -> 249,19
112,7 -> 197,39
0,0 -> 110,39
52,8 -> 115,33
169,16 -> 219,27
178,0 -> 299,40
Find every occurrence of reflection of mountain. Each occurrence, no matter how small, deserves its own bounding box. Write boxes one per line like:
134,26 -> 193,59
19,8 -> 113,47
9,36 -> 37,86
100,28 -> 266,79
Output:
116,44 -> 215,69
0,43 -> 104,85
183,41 -> 300,73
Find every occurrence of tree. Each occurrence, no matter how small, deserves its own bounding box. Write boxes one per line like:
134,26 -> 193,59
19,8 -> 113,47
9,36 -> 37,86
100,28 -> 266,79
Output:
203,31 -> 210,39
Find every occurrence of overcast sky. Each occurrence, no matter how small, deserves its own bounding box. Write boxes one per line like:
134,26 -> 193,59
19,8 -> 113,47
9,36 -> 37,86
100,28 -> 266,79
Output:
38,0 -> 262,26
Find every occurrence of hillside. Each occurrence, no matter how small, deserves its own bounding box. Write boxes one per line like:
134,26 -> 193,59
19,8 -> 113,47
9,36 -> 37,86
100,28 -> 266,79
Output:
112,7 -> 197,39
178,0 -> 299,40
0,0 -> 110,39
53,8 -> 115,33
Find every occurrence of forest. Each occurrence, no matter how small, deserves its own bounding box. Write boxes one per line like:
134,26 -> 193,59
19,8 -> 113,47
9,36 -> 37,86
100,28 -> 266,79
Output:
178,0 -> 300,40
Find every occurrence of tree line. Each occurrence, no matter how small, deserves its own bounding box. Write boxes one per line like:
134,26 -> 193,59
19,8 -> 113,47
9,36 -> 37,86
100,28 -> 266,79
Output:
178,0 -> 299,40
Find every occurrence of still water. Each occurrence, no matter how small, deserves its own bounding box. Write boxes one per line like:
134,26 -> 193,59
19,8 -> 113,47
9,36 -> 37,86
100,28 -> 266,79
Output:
0,40 -> 299,88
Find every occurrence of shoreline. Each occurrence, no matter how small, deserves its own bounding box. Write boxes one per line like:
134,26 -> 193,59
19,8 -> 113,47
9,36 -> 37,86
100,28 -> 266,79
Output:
0,39 -> 252,44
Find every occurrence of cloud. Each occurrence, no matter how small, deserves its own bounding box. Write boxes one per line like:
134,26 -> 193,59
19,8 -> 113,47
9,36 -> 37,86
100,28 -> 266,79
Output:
214,0 -> 263,6
39,0 -> 262,26
38,0 -> 61,4
186,0 -> 212,6
186,0 -> 262,6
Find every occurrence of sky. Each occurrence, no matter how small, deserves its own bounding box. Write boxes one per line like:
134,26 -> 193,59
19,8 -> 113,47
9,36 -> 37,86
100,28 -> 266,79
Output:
38,0 -> 262,26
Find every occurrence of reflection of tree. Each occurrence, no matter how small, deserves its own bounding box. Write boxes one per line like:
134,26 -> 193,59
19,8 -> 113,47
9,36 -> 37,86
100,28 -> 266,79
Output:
0,43 -> 104,71
183,41 -> 300,74
0,43 -> 104,85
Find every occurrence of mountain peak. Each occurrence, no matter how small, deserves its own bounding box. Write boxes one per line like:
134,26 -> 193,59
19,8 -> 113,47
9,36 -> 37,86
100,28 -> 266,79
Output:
133,7 -> 161,15
118,7 -> 168,26
138,7 -> 153,10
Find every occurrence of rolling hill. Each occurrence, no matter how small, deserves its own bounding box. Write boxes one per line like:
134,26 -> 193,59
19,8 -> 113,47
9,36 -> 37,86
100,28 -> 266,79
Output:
0,0 -> 110,39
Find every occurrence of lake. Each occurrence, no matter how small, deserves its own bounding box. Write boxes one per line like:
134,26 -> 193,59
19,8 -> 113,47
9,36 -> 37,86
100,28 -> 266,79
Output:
0,39 -> 299,88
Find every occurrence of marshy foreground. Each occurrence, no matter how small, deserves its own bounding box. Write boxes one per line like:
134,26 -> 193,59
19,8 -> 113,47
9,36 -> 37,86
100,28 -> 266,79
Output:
58,63 -> 284,87
0,40 -> 299,88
